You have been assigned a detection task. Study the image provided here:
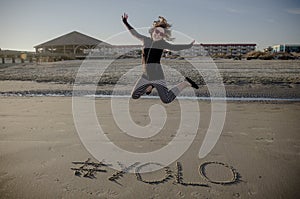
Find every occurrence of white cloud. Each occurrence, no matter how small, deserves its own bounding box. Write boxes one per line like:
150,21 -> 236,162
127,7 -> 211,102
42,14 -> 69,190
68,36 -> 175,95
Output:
286,8 -> 300,15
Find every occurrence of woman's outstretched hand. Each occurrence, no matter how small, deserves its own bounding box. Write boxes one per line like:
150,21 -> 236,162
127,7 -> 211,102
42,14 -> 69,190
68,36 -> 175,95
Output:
122,13 -> 128,22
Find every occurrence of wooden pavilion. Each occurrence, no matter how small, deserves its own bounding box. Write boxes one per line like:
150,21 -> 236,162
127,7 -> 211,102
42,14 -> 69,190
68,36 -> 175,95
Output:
34,31 -> 111,58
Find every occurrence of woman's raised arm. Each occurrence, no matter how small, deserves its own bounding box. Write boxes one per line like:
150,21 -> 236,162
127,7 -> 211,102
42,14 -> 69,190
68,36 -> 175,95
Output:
162,40 -> 195,51
122,13 -> 146,41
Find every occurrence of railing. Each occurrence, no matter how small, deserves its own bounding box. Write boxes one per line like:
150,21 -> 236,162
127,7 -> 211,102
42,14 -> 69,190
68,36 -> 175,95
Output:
0,51 -> 77,64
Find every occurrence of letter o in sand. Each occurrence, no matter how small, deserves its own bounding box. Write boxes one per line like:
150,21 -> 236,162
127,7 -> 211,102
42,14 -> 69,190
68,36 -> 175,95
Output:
199,161 -> 239,185
135,162 -> 173,184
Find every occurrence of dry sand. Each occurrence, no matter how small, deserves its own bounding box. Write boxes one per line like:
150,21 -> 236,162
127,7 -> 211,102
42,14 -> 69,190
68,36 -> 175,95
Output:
0,96 -> 299,199
1,59 -> 300,98
1,59 -> 300,85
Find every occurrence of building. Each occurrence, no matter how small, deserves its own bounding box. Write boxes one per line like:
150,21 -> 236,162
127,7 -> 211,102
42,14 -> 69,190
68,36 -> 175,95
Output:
34,31 -> 257,59
105,43 -> 256,58
263,46 -> 273,53
88,44 -> 142,58
179,43 -> 256,57
34,31 -> 111,57
272,44 -> 300,53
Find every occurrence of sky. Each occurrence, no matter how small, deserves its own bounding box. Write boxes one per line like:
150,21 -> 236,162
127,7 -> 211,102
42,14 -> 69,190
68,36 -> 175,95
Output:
0,0 -> 299,51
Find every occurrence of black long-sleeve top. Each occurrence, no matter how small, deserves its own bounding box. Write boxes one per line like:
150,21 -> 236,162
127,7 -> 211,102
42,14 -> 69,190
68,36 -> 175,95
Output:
123,19 -> 193,80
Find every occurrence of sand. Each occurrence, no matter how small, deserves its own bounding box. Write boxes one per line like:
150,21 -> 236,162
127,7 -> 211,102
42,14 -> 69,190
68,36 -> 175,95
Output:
1,59 -> 300,86
1,59 -> 300,99
0,59 -> 300,198
0,95 -> 299,198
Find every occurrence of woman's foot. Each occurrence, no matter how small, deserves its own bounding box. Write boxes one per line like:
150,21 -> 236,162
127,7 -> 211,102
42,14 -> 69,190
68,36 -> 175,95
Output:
185,77 -> 199,89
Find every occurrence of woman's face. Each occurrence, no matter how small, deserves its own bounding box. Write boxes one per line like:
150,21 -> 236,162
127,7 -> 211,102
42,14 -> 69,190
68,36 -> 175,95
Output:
152,27 -> 165,41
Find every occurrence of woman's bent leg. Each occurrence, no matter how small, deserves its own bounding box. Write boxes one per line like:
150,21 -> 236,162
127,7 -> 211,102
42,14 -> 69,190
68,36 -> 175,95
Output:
153,80 -> 180,104
131,76 -> 151,99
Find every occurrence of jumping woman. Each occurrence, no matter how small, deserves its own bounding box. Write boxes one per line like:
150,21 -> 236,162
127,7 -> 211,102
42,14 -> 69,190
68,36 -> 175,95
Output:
122,13 -> 199,104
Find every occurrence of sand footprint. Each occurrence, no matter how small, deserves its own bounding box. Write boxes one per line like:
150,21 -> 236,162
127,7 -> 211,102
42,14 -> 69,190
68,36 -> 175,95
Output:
255,132 -> 274,143
176,191 -> 185,198
255,137 -> 274,143
149,193 -> 160,199
191,191 -> 212,199
106,189 -> 119,198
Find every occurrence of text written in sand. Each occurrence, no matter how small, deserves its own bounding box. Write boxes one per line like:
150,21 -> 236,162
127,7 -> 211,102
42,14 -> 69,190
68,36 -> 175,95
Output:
71,159 -> 240,186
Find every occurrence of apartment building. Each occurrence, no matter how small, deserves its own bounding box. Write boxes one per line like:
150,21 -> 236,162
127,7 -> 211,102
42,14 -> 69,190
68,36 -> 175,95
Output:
180,43 -> 256,57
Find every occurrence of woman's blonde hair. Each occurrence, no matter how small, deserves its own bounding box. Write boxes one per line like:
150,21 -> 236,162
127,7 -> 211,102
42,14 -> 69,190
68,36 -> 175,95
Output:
149,16 -> 174,41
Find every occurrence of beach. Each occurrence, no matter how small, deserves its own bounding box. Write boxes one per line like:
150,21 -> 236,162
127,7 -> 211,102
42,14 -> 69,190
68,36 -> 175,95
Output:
0,59 -> 300,198
0,96 -> 299,198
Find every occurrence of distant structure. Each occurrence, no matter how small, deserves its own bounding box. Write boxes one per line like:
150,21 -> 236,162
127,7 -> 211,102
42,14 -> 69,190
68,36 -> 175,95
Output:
34,31 -> 111,58
263,46 -> 273,53
180,43 -> 256,57
34,31 -> 256,59
272,44 -> 300,53
88,44 -> 142,59
105,43 -> 256,58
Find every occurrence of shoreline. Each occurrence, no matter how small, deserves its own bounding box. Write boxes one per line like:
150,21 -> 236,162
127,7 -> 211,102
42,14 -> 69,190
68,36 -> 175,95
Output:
1,80 -> 300,100
1,92 -> 300,103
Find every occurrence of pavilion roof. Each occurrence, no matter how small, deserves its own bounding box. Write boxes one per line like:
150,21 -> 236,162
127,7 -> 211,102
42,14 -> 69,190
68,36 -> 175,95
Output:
34,31 -> 111,48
